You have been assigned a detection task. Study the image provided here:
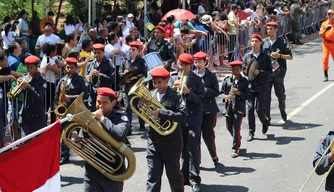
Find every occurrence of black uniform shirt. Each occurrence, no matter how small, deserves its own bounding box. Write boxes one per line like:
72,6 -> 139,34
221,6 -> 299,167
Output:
220,75 -> 251,116
183,70 -> 205,116
262,36 -> 293,78
313,131 -> 334,192
85,57 -> 115,88
85,110 -> 130,181
242,50 -> 272,92
201,68 -> 220,113
21,72 -> 47,124
147,38 -> 175,70
149,87 -> 186,145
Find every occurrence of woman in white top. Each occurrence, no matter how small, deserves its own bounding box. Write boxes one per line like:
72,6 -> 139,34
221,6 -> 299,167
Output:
1,23 -> 18,50
40,43 -> 61,124
64,15 -> 77,36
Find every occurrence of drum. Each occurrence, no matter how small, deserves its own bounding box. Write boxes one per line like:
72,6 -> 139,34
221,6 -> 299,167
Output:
143,52 -> 164,82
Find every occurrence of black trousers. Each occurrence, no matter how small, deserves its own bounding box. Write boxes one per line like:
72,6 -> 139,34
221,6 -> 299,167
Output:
124,93 -> 145,129
200,113 -> 217,159
265,77 -> 286,119
226,113 -> 244,151
46,82 -> 56,124
248,91 -> 268,135
146,138 -> 183,192
228,34 -> 237,62
181,117 -> 202,186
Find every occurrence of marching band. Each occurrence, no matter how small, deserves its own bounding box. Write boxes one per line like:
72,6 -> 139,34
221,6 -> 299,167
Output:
0,20 -> 302,192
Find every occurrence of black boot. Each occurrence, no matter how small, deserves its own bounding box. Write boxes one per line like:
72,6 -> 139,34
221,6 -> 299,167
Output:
324,71 -> 329,82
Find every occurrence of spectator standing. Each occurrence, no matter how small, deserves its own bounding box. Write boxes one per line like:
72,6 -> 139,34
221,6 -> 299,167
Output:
18,10 -> 31,53
1,23 -> 18,51
198,1 -> 206,16
79,39 -> 94,77
152,7 -> 162,26
62,33 -> 78,59
227,4 -> 240,62
126,13 -> 135,29
35,23 -> 60,58
40,11 -> 56,33
7,42 -> 22,71
290,0 -> 309,45
64,15 -> 77,36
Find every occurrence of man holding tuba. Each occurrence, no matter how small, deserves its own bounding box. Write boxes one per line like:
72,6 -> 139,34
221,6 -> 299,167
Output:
145,67 -> 186,192
18,55 -> 47,137
84,87 -> 130,192
242,34 -> 272,142
173,53 -> 205,192
54,57 -> 88,165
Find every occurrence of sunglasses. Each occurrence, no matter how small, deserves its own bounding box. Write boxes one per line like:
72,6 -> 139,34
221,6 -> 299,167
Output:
329,13 -> 333,16
130,48 -> 138,51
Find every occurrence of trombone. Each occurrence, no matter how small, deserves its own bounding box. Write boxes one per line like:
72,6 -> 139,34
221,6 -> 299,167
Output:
299,139 -> 334,192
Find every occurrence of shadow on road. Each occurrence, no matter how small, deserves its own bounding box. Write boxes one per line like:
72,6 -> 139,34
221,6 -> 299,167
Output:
237,148 -> 282,160
282,120 -> 322,130
254,134 -> 305,145
201,162 -> 255,177
131,146 -> 147,153
61,175 -> 83,187
201,183 -> 249,192
69,159 -> 85,167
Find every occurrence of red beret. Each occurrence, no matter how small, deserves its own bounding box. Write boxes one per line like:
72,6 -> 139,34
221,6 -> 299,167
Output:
151,67 -> 170,78
65,57 -> 78,65
129,41 -> 141,48
93,43 -> 105,50
97,87 -> 116,98
266,21 -> 278,27
251,34 -> 263,41
229,60 -> 243,67
179,53 -> 194,65
193,52 -> 208,60
24,55 -> 40,65
155,26 -> 166,33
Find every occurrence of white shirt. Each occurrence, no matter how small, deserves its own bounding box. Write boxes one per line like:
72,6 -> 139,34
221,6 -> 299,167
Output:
126,19 -> 135,29
157,92 -> 165,102
75,23 -> 83,36
105,43 -> 123,66
121,44 -> 130,59
64,24 -> 76,35
40,56 -> 59,83
198,5 -> 205,16
269,39 -> 276,45
253,52 -> 260,58
1,31 -> 18,49
36,34 -> 60,57
122,28 -> 129,37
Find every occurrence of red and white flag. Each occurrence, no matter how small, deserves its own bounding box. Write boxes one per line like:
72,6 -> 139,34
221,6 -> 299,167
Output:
0,120 -> 61,192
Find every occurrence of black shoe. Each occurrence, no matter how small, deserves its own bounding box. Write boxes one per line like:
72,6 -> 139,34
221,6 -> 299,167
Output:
184,181 -> 191,186
139,125 -> 145,131
281,110 -> 287,122
212,156 -> 219,165
127,129 -> 132,136
324,76 -> 329,82
231,150 -> 239,158
247,134 -> 254,142
192,184 -> 201,192
262,122 -> 269,134
60,157 -> 69,165
294,40 -> 303,45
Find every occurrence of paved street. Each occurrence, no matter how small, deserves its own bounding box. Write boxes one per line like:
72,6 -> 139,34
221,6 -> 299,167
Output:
61,37 -> 331,192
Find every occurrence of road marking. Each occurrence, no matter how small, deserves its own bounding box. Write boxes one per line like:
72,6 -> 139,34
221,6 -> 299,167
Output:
278,83 -> 334,124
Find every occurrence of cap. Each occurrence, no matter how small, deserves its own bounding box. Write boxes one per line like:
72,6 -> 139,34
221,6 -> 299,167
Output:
97,87 -> 116,98
201,14 -> 213,24
229,60 -> 243,67
179,53 -> 194,65
155,26 -> 166,33
66,57 -> 78,65
25,55 -> 40,65
266,21 -> 278,27
251,34 -> 263,41
129,41 -> 141,48
127,13 -> 134,18
151,67 -> 170,78
193,52 -> 208,60
327,9 -> 334,14
93,43 -> 105,50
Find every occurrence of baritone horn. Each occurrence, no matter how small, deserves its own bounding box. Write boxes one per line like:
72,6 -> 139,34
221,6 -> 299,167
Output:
7,74 -> 32,100
299,139 -> 334,192
128,77 -> 178,136
60,93 -> 136,181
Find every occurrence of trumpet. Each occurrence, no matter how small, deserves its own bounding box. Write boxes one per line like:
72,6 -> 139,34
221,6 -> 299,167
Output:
177,71 -> 188,94
7,74 -> 32,100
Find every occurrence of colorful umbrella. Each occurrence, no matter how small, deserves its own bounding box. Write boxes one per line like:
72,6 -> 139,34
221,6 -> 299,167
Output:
161,9 -> 196,21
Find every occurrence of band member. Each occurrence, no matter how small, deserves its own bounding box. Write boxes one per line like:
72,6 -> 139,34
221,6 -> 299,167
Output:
221,60 -> 250,158
54,57 -> 89,165
173,53 -> 205,192
262,21 -> 293,123
313,130 -> 334,191
84,87 -> 130,192
18,55 -> 47,137
119,41 -> 147,132
193,51 -> 220,164
242,34 -> 272,142
85,43 -> 115,111
145,67 -> 186,192
320,9 -> 334,82
147,26 -> 175,71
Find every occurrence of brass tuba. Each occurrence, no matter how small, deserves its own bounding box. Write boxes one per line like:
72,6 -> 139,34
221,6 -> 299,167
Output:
128,77 -> 178,136
60,93 -> 136,181
7,74 -> 32,100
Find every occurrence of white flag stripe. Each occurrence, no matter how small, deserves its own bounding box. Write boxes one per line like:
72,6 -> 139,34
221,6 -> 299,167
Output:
33,172 -> 61,192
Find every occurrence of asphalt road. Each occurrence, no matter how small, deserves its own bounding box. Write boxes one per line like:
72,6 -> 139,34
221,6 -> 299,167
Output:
60,37 -> 331,192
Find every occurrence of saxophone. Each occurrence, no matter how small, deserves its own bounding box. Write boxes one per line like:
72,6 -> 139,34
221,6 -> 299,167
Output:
55,75 -> 69,119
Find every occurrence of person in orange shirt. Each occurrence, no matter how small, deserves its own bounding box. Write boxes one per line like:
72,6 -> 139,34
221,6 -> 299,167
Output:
320,9 -> 334,82
40,11 -> 57,33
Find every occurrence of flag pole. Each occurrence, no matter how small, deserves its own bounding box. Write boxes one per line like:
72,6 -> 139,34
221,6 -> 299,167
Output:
0,113 -> 78,154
